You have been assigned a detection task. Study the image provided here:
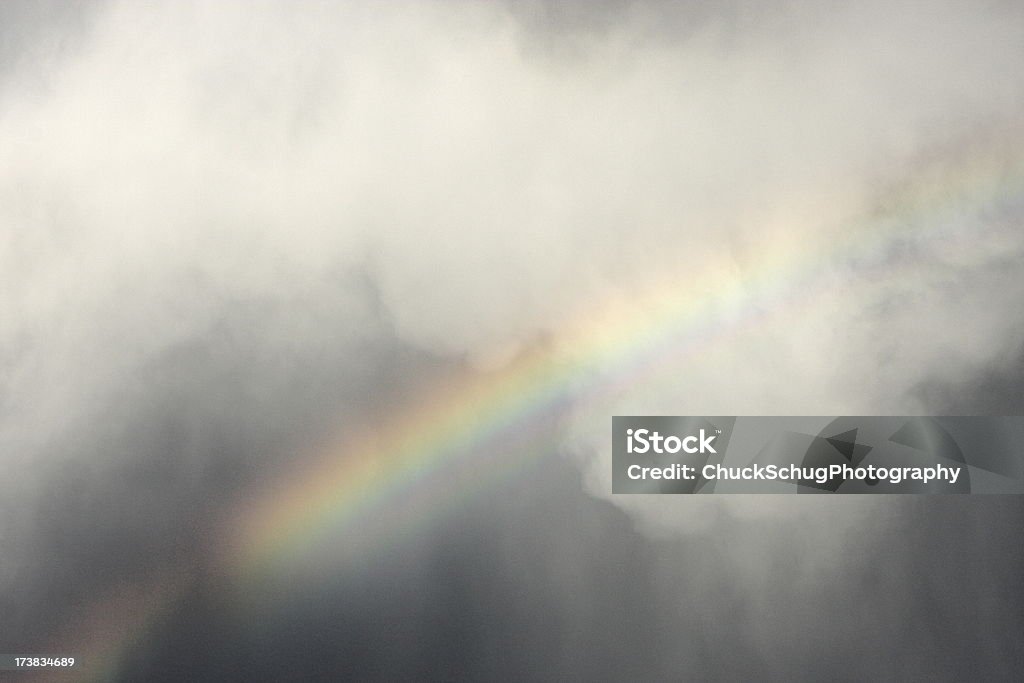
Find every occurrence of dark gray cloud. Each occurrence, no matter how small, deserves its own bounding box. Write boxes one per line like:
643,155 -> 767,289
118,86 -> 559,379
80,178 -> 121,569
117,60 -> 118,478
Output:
0,279 -> 420,647
917,344 -> 1024,416
77,452 -> 1024,682
1,1 -> 1023,681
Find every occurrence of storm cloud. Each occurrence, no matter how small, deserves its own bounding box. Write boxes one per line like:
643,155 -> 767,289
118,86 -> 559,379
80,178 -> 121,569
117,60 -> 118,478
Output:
1,0 -> 1023,680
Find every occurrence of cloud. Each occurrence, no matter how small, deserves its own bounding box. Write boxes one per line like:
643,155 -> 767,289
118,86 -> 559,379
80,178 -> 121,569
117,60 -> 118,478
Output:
1,2 -> 1024,678
1,0 -> 1024,614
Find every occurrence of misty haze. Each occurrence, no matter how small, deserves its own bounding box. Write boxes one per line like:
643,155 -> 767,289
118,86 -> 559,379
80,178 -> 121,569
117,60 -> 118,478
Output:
1,1 -> 1023,680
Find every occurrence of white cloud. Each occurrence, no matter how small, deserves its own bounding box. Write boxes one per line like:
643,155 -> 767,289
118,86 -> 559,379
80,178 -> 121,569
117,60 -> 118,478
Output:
1,0 -> 1023,535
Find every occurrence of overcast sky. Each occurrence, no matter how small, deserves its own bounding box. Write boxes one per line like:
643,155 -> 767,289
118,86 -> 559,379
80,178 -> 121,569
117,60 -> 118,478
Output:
1,1 -> 1023,680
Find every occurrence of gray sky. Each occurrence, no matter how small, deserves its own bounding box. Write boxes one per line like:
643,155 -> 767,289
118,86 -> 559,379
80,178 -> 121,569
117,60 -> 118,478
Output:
1,1 -> 1023,680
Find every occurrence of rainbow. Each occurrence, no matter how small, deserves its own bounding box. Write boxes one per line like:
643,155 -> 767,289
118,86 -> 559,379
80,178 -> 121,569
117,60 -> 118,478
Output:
44,146 -> 1024,681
